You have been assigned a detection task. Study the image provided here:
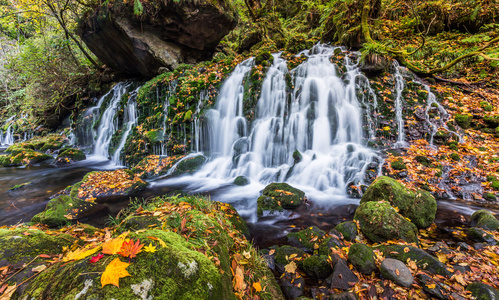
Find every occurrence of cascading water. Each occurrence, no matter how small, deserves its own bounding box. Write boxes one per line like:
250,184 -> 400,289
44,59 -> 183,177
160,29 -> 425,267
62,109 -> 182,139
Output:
174,45 -> 380,201
1,115 -> 16,146
111,88 -> 139,165
393,61 -> 406,146
159,80 -> 178,156
93,83 -> 131,158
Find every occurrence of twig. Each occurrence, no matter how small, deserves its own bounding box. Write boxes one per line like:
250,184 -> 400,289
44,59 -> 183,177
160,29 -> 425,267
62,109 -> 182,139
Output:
10,202 -> 31,219
0,256 -> 39,285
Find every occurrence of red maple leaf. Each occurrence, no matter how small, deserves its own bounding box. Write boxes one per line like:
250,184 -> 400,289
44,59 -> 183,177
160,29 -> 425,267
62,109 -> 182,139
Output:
89,253 -> 104,263
118,239 -> 144,259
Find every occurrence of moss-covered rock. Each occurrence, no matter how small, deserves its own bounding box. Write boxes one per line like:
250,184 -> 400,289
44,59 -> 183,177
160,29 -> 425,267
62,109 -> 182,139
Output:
334,221 -> 358,242
361,176 -> 436,229
354,201 -> 419,244
466,282 -> 499,300
318,236 -> 345,256
287,226 -> 326,253
376,245 -> 451,277
302,255 -> 333,279
390,159 -> 407,170
275,245 -> 306,273
0,228 -> 75,286
55,148 -> 86,165
118,215 -> 162,232
467,227 -> 497,245
0,148 -> 53,167
454,114 -> 472,129
32,195 -> 105,227
234,176 -> 250,186
347,243 -> 376,275
263,182 -> 305,209
69,169 -> 149,201
470,210 -> 499,231
172,154 -> 207,176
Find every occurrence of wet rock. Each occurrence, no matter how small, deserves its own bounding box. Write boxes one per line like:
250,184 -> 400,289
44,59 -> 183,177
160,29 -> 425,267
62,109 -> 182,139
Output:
234,176 -> 250,186
360,53 -> 390,75
287,226 -> 326,253
417,273 -> 447,299
302,255 -> 333,279
354,201 -> 419,243
32,195 -> 107,227
347,243 -> 377,275
326,259 -> 359,290
380,258 -> 413,288
319,236 -> 345,256
377,245 -> 452,277
361,176 -> 437,229
280,272 -> 305,299
334,221 -> 358,242
78,1 -> 237,77
467,228 -> 497,245
330,292 -> 358,300
466,282 -> 499,300
257,182 -> 306,216
54,148 -> 86,165
172,154 -> 207,176
310,286 -> 329,299
275,246 -> 307,273
470,209 -> 499,231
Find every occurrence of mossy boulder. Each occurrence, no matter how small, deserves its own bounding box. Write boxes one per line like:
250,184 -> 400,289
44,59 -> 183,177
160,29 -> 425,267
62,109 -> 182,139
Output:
390,159 -> 407,170
302,255 -> 333,279
32,195 -> 106,227
454,114 -> 472,129
347,243 -> 376,275
376,245 -> 451,276
234,176 -> 250,186
318,237 -> 345,256
466,282 -> 499,300
0,228 -> 75,287
287,226 -> 326,253
257,182 -> 306,216
118,215 -> 162,232
55,148 -> 86,165
361,176 -> 436,229
172,154 -> 207,176
334,221 -> 358,242
69,169 -> 148,202
133,155 -> 185,179
470,210 -> 499,231
275,245 -> 307,273
467,228 -> 497,245
354,201 -> 419,244
0,149 -> 53,167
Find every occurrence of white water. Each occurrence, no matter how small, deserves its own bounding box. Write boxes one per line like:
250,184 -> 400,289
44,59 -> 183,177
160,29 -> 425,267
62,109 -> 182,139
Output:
393,61 -> 407,147
111,88 -> 139,165
154,45 -> 381,206
159,80 -> 178,156
93,82 -> 131,159
1,115 -> 17,146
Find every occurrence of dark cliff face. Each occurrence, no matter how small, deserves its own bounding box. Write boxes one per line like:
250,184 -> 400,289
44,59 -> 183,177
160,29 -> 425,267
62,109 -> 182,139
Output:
78,1 -> 237,78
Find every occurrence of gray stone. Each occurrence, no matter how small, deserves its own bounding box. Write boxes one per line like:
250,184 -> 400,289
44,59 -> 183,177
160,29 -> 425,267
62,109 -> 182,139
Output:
380,258 -> 413,288
466,282 -> 499,300
326,259 -> 359,290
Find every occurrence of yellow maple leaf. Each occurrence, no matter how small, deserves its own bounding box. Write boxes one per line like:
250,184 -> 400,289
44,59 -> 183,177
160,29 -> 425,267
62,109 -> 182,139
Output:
253,281 -> 262,292
102,232 -> 129,255
101,258 -> 131,288
63,245 -> 101,262
284,261 -> 297,274
144,243 -> 157,253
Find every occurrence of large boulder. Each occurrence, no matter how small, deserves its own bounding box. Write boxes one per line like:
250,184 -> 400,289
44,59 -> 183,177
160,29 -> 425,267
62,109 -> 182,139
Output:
354,201 -> 419,244
361,176 -> 437,229
470,209 -> 499,231
32,195 -> 107,227
257,182 -> 306,216
78,1 -> 237,77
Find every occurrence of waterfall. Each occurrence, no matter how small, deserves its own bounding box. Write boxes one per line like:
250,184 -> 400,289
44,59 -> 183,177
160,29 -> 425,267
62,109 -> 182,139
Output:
159,80 -> 178,156
191,45 -> 380,195
1,116 -> 16,146
111,88 -> 139,165
393,61 -> 406,146
93,82 -> 131,158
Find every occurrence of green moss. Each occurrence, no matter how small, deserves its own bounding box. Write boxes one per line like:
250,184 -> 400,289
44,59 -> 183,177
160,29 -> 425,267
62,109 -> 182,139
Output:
487,175 -> 497,182
32,195 -> 99,227
347,243 -> 376,275
415,156 -> 431,167
172,155 -> 206,175
454,114 -> 472,129
57,148 -> 86,161
257,196 -> 283,216
287,226 -> 325,253
255,51 -> 274,67
361,176 -> 437,229
470,210 -> 499,231
449,152 -> 460,161
390,159 -> 407,170
233,176 -> 250,186
354,201 -> 419,244
275,245 -> 306,270
484,115 -> 499,128
145,129 -> 164,143
9,181 -> 32,191
334,221 -> 358,242
261,182 -> 305,209
302,255 -> 332,279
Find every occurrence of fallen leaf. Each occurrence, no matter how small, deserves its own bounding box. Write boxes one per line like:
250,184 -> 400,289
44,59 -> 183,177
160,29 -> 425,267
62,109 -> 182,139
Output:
101,258 -> 131,288
118,239 -> 144,259
31,265 -> 47,273
144,244 -> 157,253
102,232 -> 129,255
63,245 -> 101,262
233,266 -> 247,292
90,253 -> 104,263
0,284 -> 16,300
284,261 -> 297,274
253,281 -> 262,292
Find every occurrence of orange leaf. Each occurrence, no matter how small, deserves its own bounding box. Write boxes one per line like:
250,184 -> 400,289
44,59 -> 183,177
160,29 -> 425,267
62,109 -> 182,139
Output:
101,258 -> 131,288
253,281 -> 262,292
118,239 -> 144,259
102,232 -> 129,255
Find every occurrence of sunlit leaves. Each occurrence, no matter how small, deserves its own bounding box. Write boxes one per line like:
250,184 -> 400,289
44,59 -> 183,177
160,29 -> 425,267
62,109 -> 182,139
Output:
118,239 -> 144,259
101,258 -> 131,288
